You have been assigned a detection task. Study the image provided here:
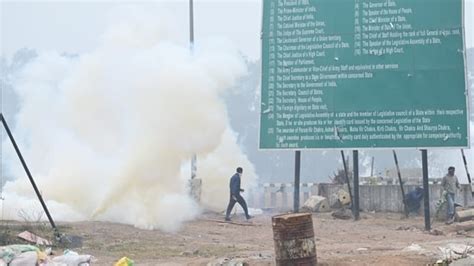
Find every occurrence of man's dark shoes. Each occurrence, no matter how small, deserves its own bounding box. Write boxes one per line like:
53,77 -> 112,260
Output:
445,217 -> 455,225
225,217 -> 231,222
246,215 -> 253,220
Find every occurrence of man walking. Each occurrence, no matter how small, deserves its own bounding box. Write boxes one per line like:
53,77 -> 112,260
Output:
442,166 -> 461,224
225,167 -> 252,221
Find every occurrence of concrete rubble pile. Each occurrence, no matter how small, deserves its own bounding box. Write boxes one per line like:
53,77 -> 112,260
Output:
436,243 -> 474,265
455,208 -> 474,222
301,195 -> 330,213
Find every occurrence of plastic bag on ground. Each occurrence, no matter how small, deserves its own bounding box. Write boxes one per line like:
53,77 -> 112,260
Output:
9,251 -> 38,266
0,245 -> 39,264
52,251 -> 92,266
114,256 -> 135,266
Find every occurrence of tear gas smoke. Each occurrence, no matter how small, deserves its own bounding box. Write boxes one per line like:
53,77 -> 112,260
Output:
1,6 -> 257,232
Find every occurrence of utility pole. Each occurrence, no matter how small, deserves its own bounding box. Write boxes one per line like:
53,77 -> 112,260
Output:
189,0 -> 194,49
188,0 -> 201,202
189,0 -> 196,181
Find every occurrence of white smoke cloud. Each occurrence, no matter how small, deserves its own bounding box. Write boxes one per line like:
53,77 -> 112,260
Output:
1,5 -> 257,232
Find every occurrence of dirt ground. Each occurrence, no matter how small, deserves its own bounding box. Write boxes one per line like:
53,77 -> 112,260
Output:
2,211 -> 474,265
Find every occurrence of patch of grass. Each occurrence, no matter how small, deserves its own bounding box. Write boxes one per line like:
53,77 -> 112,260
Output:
0,220 -> 59,248
0,224 -> 17,245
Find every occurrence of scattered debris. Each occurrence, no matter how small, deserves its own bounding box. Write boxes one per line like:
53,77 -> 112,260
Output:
332,208 -> 352,220
438,244 -> 474,262
205,219 -> 258,227
447,244 -> 473,255
455,208 -> 474,222
453,221 -> 474,232
51,249 -> 93,265
9,251 -> 39,266
114,256 -> 135,266
301,195 -> 330,213
396,225 -> 418,232
0,245 -> 40,265
207,257 -> 249,266
433,258 -> 450,265
0,245 -> 92,266
429,229 -> 444,236
17,231 -> 52,246
403,243 -> 425,253
356,248 -> 368,251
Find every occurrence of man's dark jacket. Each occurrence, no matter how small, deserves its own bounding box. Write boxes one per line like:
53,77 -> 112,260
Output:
229,173 -> 241,195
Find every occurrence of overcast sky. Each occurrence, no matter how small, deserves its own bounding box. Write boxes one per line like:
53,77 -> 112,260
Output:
1,0 -> 473,60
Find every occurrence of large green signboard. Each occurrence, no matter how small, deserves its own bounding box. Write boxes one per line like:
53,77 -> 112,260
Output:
260,0 -> 469,149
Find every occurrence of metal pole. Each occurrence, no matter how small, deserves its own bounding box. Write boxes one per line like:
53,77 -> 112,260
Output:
340,151 -> 354,212
353,150 -> 360,220
461,149 -> 472,193
294,150 -> 301,213
393,150 -> 409,218
191,154 -> 197,179
421,149 -> 431,231
189,0 -> 194,47
0,113 -> 59,237
189,0 -> 197,180
370,157 -> 375,176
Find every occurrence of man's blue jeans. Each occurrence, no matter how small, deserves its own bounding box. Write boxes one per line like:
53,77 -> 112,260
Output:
446,192 -> 455,219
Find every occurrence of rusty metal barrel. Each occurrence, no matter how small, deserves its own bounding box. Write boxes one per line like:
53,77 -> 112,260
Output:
272,213 -> 317,265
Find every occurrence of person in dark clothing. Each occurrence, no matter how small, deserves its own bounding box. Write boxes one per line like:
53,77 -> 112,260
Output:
405,187 -> 424,214
225,167 -> 252,221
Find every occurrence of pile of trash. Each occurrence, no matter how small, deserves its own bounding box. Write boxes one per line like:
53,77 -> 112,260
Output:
0,229 -> 135,266
436,243 -> 474,264
0,244 -> 135,266
0,245 -> 93,265
402,242 -> 474,265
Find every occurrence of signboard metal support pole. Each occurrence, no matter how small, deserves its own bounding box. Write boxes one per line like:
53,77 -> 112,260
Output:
293,150 -> 301,213
370,156 -> 374,177
340,151 -> 354,213
393,150 -> 409,218
421,149 -> 431,231
353,150 -> 360,220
